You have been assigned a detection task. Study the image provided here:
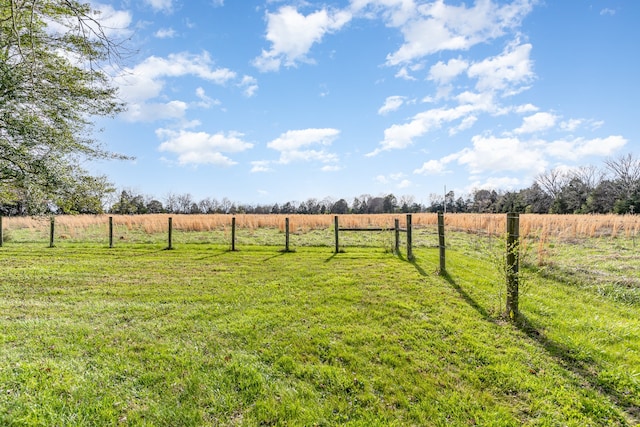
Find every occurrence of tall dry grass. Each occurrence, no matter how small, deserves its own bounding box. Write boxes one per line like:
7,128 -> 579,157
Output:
2,213 -> 639,240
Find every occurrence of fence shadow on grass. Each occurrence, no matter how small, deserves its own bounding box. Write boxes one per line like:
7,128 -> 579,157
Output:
515,315 -> 639,424
402,254 -> 493,323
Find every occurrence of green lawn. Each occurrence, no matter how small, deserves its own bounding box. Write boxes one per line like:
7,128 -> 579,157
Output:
0,237 -> 638,425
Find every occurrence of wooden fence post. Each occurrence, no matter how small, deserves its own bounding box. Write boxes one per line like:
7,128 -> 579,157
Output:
109,216 -> 114,248
438,212 -> 446,274
167,217 -> 173,250
285,217 -> 290,252
0,216 -> 3,247
406,214 -> 414,261
394,218 -> 400,254
334,216 -> 339,253
49,216 -> 55,248
231,217 -> 236,251
506,212 -> 520,320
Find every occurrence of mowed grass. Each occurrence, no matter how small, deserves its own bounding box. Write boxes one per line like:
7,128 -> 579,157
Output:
0,236 -> 638,425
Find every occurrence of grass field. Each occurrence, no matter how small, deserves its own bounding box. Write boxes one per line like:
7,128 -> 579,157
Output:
1,216 -> 639,425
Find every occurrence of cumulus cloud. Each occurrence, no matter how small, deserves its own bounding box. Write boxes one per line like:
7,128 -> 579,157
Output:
414,159 -> 448,175
378,96 -> 406,115
125,100 -> 189,122
428,57 -> 469,85
157,129 -> 253,166
155,28 -> 177,38
267,128 -> 341,165
367,101 -> 487,156
514,112 -> 558,134
115,52 -> 235,103
456,134 -> 548,175
113,52 -> 255,122
545,136 -> 627,160
467,41 -> 534,95
239,75 -> 259,97
253,6 -> 352,72
382,0 -> 535,65
144,0 -> 173,13
250,160 -> 273,173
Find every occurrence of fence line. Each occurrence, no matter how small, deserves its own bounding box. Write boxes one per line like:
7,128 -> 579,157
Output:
1,212 -> 524,321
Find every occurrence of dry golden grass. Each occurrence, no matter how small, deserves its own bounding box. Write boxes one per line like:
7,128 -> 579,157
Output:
2,213 -> 639,240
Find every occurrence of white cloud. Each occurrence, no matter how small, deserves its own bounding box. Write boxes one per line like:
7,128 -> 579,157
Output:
467,41 -> 534,95
144,0 -> 173,13
267,128 -> 341,164
253,6 -> 352,72
125,100 -> 188,122
155,27 -> 177,38
194,87 -> 221,109
92,4 -> 133,38
116,52 -> 235,103
414,159 -> 448,175
114,52 -> 240,122
428,57 -> 469,84
514,103 -> 539,113
398,179 -> 412,188
395,66 -> 417,80
157,129 -> 253,166
560,118 -> 583,132
351,0 -> 417,27
449,115 -> 477,135
378,96 -> 406,115
545,136 -> 627,160
514,112 -> 558,134
384,0 -> 534,65
600,8 -> 616,16
367,102 -> 483,156
251,160 -> 273,173
239,75 -> 259,97
456,134 -> 548,175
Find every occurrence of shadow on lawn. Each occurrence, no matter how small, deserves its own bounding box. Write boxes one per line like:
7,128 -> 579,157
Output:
403,255 -> 494,322
515,314 -> 639,424
406,257 -> 638,424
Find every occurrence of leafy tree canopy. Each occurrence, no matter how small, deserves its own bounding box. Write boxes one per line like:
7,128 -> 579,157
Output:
0,0 -> 128,213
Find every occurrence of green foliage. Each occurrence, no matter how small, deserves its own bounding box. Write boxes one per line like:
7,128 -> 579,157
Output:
0,0 -> 127,213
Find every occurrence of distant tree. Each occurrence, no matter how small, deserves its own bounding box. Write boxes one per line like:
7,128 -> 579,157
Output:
472,189 -> 498,213
536,168 -> 569,199
175,193 -> 194,214
454,197 -> 470,213
605,153 -> 640,199
427,193 -> 444,212
383,194 -> 397,213
330,199 -> 349,214
281,201 -> 295,214
444,190 -> 455,213
146,199 -> 164,213
520,183 -> 552,213
367,197 -> 384,214
558,177 -> 591,213
110,190 -> 147,214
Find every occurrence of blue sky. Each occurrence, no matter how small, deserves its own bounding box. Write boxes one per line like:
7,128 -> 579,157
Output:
90,0 -> 639,206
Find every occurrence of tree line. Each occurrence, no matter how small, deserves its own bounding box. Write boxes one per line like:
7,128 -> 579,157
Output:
1,153 -> 637,216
